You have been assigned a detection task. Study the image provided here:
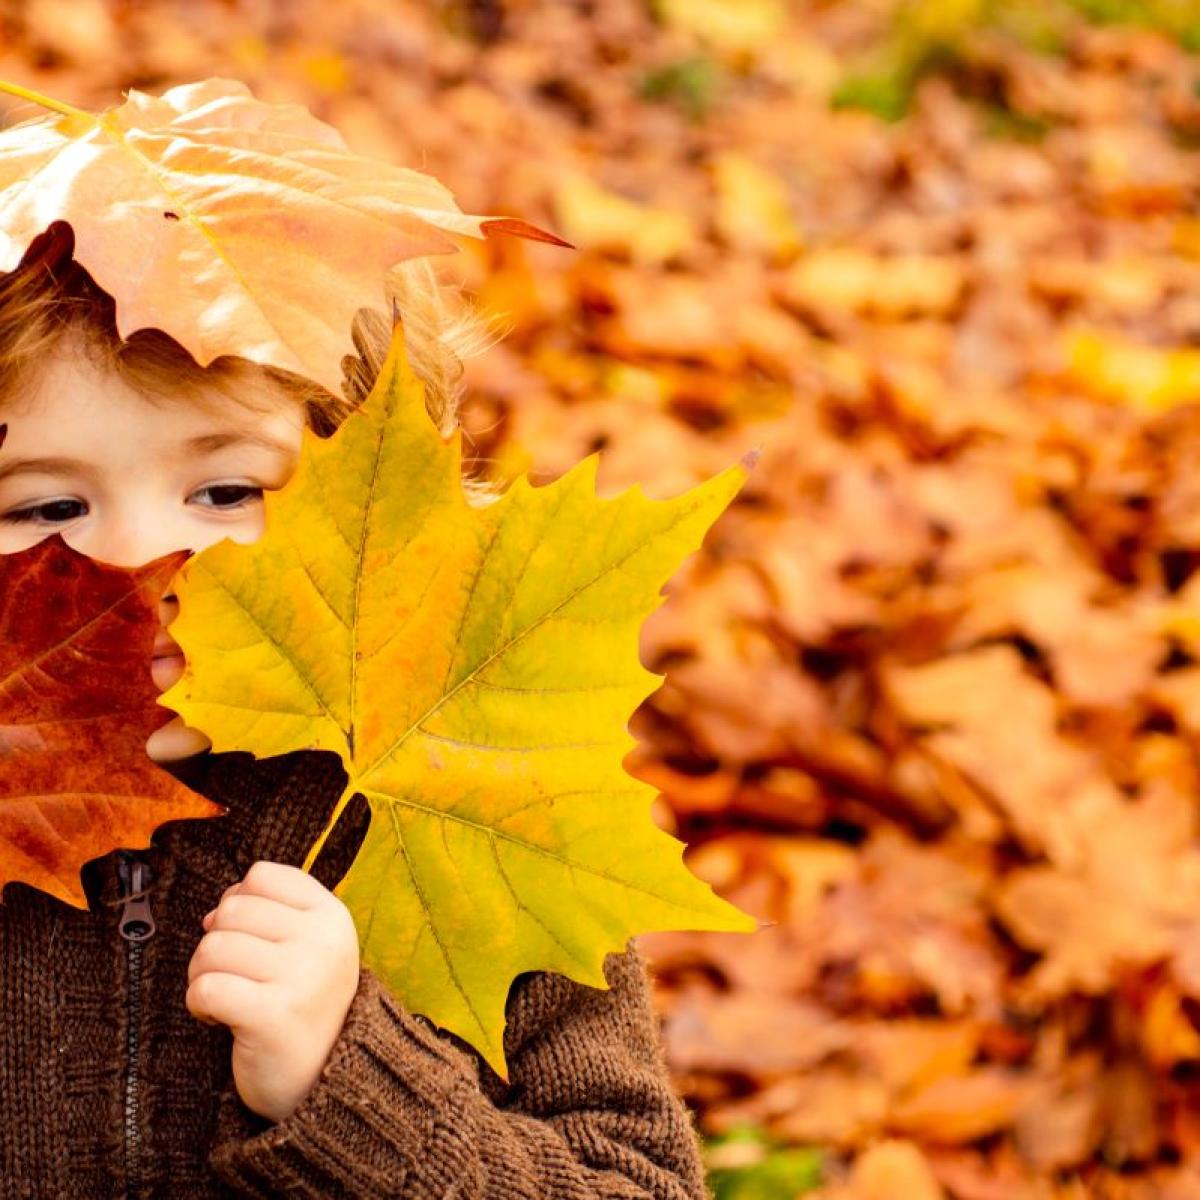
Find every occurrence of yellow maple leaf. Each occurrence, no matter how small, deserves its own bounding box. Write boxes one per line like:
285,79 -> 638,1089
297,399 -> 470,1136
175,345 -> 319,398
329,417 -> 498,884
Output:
653,0 -> 788,56
711,152 -> 803,261
0,77 -> 566,398
553,173 -> 695,266
783,248 -> 966,318
1065,330 -> 1200,413
160,319 -> 756,1075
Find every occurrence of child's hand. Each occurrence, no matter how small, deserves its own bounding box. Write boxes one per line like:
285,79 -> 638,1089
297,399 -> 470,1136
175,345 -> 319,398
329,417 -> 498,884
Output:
185,860 -> 361,1123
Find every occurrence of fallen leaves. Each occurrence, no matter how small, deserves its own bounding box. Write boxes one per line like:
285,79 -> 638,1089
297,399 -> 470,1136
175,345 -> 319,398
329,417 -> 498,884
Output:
782,249 -> 968,319
553,173 -> 696,266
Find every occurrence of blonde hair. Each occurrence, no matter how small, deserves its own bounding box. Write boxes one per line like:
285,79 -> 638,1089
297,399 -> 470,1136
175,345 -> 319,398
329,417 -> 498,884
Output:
0,220 -> 500,494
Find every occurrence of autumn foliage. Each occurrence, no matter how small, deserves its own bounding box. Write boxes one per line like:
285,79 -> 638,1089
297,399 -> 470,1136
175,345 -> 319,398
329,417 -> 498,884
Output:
3,0 -> 1200,1194
0,521 -> 215,906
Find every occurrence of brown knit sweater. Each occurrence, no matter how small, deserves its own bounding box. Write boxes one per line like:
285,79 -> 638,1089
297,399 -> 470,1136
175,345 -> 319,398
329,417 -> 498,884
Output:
0,748 -> 708,1198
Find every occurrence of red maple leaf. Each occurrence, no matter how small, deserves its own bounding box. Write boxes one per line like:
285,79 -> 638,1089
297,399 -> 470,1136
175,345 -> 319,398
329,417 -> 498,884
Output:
0,503 -> 222,906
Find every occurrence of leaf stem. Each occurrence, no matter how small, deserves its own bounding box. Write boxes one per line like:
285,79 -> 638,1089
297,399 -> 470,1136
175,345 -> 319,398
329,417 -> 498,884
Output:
0,79 -> 94,122
300,779 -> 357,874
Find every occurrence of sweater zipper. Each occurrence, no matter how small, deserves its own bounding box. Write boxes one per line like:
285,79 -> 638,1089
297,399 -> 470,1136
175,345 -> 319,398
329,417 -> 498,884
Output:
117,849 -> 157,1199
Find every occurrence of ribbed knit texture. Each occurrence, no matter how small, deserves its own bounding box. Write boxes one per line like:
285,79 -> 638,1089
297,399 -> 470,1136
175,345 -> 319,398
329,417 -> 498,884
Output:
0,749 -> 709,1199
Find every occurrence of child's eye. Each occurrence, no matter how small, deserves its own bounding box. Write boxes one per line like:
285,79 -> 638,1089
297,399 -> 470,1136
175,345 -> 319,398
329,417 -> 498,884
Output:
1,498 -> 88,526
190,484 -> 264,511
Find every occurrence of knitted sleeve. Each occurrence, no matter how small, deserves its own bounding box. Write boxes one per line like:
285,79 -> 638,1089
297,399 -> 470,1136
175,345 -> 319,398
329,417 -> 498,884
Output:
205,939 -> 709,1199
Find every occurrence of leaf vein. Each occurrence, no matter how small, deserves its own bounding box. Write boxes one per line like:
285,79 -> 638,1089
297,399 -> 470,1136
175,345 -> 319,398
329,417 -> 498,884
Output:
367,788 -> 695,911
364,500 -> 703,779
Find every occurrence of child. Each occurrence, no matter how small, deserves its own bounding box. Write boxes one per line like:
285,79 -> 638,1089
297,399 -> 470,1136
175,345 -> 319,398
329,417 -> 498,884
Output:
0,219 -> 709,1197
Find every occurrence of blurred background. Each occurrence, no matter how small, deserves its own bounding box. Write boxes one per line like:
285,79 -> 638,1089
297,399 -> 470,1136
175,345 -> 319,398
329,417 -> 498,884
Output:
3,1 -> 1200,1195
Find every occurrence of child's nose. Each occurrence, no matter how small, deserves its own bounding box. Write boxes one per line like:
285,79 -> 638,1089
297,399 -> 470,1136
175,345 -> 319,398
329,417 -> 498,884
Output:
159,593 -> 179,627
69,515 -> 190,570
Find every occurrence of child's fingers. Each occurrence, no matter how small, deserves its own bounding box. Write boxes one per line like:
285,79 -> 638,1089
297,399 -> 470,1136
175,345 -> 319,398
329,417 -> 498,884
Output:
235,860 -> 332,911
203,893 -> 303,942
188,928 -> 280,985
185,970 -> 267,1033
145,716 -> 213,764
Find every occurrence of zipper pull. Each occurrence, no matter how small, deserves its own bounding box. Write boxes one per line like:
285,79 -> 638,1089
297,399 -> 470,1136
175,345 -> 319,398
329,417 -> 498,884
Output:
116,851 -> 157,943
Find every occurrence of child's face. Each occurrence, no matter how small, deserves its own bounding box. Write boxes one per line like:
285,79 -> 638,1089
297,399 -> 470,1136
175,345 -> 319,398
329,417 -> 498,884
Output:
0,340 -> 305,762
